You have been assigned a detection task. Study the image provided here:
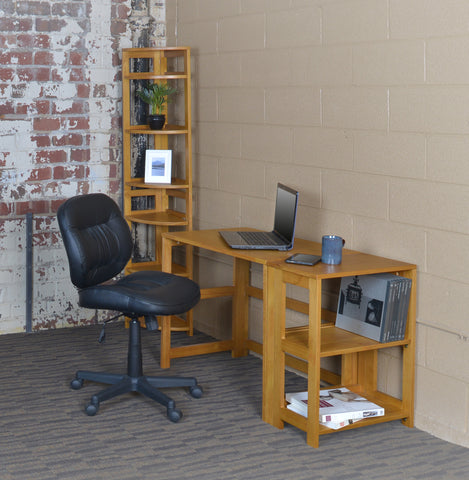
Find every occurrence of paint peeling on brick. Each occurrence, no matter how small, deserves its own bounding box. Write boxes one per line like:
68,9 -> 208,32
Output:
0,0 -> 169,333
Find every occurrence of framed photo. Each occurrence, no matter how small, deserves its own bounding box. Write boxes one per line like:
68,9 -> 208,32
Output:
144,150 -> 172,184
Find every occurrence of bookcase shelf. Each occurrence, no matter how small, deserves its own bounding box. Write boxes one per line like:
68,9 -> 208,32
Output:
264,253 -> 417,448
283,324 -> 409,359
122,46 -> 193,335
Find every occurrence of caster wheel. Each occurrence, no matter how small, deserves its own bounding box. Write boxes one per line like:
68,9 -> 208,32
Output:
85,396 -> 99,416
167,408 -> 183,423
70,378 -> 84,390
189,385 -> 203,399
85,403 -> 98,416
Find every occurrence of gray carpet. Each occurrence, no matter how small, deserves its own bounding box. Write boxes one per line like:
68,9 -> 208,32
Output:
0,323 -> 468,480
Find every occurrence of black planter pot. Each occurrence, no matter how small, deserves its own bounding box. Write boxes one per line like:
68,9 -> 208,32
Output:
148,114 -> 165,130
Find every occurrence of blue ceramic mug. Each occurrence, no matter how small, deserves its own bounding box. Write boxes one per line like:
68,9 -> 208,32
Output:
321,235 -> 345,265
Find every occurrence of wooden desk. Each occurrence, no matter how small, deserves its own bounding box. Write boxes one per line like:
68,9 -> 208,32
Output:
161,228 -> 328,368
264,253 -> 416,447
162,229 -> 416,448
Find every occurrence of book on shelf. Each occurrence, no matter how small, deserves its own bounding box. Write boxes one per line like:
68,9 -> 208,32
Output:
285,387 -> 385,424
286,401 -> 362,430
335,273 -> 412,342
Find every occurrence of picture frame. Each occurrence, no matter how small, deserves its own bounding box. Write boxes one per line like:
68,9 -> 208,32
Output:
144,149 -> 172,184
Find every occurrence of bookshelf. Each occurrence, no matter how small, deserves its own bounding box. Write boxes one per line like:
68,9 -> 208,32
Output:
263,252 -> 417,448
122,47 -> 193,334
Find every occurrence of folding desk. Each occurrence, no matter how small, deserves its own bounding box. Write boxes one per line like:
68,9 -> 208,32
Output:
162,229 -> 416,448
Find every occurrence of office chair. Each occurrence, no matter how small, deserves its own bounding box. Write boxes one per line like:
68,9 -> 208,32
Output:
57,193 -> 202,422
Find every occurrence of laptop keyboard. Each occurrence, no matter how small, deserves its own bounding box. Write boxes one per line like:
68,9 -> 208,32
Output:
238,231 -> 283,245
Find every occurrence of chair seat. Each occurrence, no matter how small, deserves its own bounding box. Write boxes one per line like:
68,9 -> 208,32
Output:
78,270 -> 200,317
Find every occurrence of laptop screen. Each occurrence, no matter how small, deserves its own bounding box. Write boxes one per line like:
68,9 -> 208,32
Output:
273,183 -> 299,242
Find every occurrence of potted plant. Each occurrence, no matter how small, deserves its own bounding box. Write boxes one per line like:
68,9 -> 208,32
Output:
136,81 -> 177,130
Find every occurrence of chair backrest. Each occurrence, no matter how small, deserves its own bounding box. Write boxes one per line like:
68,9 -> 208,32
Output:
57,193 -> 133,289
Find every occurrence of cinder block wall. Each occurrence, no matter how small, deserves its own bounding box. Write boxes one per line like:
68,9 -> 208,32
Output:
0,0 -> 131,331
170,0 -> 469,448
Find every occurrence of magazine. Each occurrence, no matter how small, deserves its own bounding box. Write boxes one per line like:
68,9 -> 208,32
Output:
286,401 -> 363,430
286,387 -> 385,423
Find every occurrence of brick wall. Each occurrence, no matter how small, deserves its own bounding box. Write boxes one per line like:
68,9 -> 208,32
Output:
0,0 -> 132,332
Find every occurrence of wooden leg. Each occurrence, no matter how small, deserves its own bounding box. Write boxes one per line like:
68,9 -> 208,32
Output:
160,237 -> 175,369
306,277 -> 321,449
160,315 -> 171,369
262,266 -> 285,427
231,258 -> 250,358
401,268 -> 417,427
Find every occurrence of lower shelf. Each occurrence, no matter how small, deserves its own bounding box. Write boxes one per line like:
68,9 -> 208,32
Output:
281,388 -> 410,436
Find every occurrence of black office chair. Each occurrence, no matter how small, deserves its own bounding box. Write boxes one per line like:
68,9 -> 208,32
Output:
57,193 -> 202,422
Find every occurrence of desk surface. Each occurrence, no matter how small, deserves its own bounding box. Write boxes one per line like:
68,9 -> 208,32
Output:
163,228 -> 416,273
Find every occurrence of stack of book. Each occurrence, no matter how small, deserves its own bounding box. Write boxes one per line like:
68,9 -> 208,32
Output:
286,387 -> 385,430
335,273 -> 412,342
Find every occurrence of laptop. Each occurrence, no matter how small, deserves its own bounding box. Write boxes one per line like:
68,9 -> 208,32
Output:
219,183 -> 299,251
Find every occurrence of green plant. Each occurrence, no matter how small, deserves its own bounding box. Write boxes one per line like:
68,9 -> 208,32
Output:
136,82 -> 177,115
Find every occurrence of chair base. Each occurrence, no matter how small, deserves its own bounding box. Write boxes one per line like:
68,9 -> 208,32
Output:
70,318 -> 202,421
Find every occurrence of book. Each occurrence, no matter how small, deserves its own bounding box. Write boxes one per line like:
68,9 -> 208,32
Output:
336,273 -> 412,343
286,401 -> 362,429
286,387 -> 385,423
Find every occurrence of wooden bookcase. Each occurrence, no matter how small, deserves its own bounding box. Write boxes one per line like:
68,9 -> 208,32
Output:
122,47 -> 193,333
264,253 -> 417,448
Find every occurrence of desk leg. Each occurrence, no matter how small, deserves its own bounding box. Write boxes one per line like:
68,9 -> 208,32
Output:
401,268 -> 417,428
231,258 -> 250,358
306,277 -> 322,449
262,266 -> 285,427
161,238 -> 176,369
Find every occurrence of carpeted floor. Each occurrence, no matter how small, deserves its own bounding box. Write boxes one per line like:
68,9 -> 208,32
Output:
0,323 -> 468,480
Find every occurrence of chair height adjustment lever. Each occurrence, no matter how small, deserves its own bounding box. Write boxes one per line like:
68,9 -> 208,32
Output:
98,324 -> 106,343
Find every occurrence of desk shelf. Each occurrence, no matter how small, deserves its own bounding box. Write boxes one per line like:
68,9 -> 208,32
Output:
265,255 -> 417,448
284,324 -> 409,359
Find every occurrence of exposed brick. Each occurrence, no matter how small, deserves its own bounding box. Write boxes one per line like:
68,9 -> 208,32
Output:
108,163 -> 118,178
30,135 -> 52,148
17,67 -> 51,82
69,50 -> 87,66
0,51 -> 33,65
0,203 -> 14,216
52,101 -> 86,115
76,83 -> 91,98
35,149 -> 67,164
53,165 -> 87,180
16,200 -> 50,216
51,198 -> 66,213
33,117 -> 61,131
11,84 -> 28,98
35,18 -> 67,32
34,51 -> 54,65
0,101 -> 15,115
52,134 -> 83,147
0,18 -> 33,32
109,179 -> 121,194
70,148 -> 90,162
0,67 -> 15,82
17,1 -> 51,16
27,167 -> 52,182
16,34 -> 34,48
31,100 -> 51,115
110,21 -> 127,35
64,116 -> 90,130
